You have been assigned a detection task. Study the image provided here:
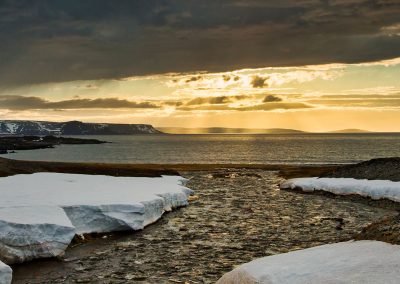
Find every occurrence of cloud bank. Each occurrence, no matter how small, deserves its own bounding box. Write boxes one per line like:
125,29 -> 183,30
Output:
0,96 -> 159,110
1,0 -> 399,85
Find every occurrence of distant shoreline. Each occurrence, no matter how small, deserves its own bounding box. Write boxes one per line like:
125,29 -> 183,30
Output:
157,127 -> 400,134
157,132 -> 400,135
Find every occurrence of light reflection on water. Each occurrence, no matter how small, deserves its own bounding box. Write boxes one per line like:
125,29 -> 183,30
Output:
2,133 -> 400,164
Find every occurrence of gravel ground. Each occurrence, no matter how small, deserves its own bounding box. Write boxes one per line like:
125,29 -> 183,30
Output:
12,169 -> 398,284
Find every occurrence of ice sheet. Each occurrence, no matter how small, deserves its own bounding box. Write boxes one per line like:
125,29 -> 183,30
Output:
0,173 -> 193,264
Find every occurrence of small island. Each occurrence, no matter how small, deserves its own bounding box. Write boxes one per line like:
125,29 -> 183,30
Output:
0,136 -> 107,154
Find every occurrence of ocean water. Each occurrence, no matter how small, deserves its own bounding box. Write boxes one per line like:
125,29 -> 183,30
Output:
2,133 -> 400,165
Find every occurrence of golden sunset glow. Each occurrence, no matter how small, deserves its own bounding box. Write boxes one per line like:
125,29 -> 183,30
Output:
1,57 -> 399,131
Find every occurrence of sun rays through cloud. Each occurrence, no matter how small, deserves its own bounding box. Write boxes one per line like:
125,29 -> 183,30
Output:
0,56 -> 399,131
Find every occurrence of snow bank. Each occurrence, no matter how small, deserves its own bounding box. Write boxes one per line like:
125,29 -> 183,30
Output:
0,173 -> 192,264
217,240 -> 400,284
280,177 -> 400,202
0,260 -> 12,284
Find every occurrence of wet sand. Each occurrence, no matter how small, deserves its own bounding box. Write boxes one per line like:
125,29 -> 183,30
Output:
11,168 -> 398,284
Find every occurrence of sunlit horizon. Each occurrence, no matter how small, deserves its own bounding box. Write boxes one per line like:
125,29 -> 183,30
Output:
1,57 -> 400,132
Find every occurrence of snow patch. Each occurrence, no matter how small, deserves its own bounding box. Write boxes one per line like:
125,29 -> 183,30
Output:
0,260 -> 12,284
5,123 -> 18,134
0,173 -> 193,264
280,177 -> 400,202
217,240 -> 400,284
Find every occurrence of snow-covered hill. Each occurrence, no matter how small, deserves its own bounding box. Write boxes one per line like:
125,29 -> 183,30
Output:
0,120 -> 161,135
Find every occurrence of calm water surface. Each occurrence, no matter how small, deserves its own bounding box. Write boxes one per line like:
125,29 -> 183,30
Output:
2,134 -> 400,164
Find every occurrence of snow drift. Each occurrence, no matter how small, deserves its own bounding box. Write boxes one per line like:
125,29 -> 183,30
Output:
280,177 -> 400,202
217,240 -> 400,284
0,173 -> 192,264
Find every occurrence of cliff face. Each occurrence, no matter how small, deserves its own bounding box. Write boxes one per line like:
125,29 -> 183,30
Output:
0,120 -> 162,135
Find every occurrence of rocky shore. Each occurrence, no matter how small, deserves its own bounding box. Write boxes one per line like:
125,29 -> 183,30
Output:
0,136 -> 107,154
11,168 -> 399,283
321,157 -> 400,181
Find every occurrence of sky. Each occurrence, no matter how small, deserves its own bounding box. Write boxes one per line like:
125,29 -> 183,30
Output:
0,0 -> 400,132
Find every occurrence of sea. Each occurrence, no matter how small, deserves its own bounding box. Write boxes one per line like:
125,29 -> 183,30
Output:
2,133 -> 400,165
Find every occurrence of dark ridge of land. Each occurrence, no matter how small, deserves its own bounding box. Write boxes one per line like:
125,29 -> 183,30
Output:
0,157 -> 179,177
277,164 -> 339,179
3,156 -> 398,181
329,129 -> 370,133
0,135 -> 107,153
321,157 -> 400,181
0,157 -> 338,178
0,120 -> 162,135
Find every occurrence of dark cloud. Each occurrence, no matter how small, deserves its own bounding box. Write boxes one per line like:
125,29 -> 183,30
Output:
162,101 -> 184,107
178,102 -> 311,111
306,98 -> 400,107
317,94 -> 400,99
263,95 -> 282,102
251,76 -> 268,88
0,95 -> 159,110
0,0 -> 400,86
185,76 -> 203,83
222,75 -> 231,81
185,95 -> 249,105
186,96 -> 230,105
238,102 -> 311,111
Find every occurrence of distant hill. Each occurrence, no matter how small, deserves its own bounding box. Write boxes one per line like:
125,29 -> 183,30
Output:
0,120 -> 162,135
329,129 -> 371,133
157,127 -> 306,134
